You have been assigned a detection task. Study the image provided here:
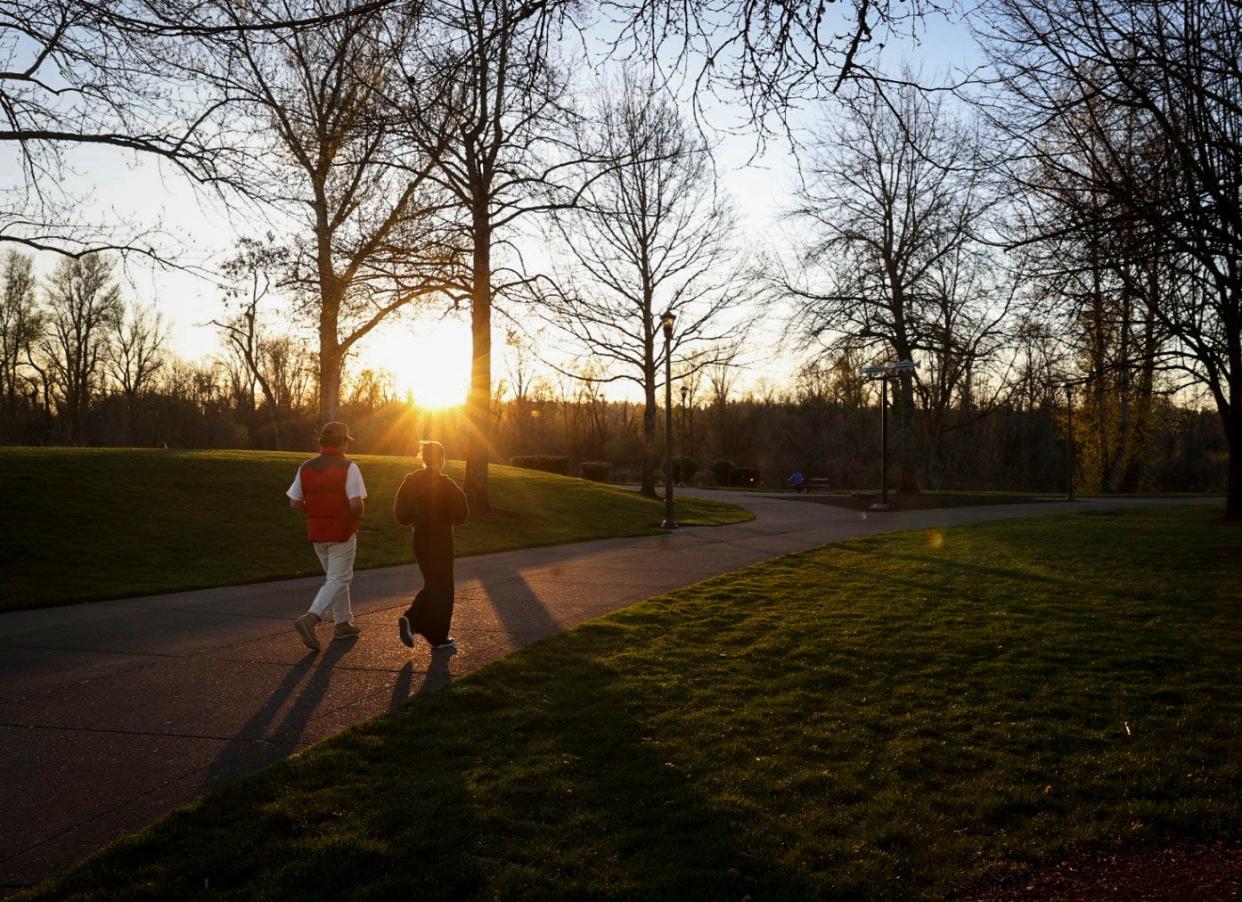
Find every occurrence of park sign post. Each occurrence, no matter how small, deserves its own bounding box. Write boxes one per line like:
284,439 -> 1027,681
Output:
861,360 -> 917,511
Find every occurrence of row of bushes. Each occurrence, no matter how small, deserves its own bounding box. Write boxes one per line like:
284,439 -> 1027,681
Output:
509,454 -> 573,475
510,454 -> 762,487
508,455 -> 614,483
710,460 -> 760,487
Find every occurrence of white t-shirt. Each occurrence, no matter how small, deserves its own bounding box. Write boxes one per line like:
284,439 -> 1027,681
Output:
287,461 -> 367,501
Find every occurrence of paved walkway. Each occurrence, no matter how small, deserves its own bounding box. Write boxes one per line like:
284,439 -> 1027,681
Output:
0,491 -> 1214,892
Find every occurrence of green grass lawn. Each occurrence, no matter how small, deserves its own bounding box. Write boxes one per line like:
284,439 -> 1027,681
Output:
23,505 -> 1240,901
0,448 -> 750,611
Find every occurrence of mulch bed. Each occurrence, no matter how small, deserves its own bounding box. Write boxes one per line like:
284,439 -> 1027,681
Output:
957,841 -> 1242,900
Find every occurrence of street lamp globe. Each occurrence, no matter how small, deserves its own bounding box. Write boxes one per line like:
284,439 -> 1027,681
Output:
661,311 -> 676,339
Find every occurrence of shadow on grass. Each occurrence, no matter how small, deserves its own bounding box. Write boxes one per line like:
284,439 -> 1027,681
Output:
838,542 -> 1063,589
32,635 -> 818,900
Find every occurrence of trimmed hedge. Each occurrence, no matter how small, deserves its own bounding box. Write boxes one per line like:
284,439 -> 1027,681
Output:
732,466 -> 761,487
580,461 -> 611,482
510,455 -> 572,475
710,459 -> 733,487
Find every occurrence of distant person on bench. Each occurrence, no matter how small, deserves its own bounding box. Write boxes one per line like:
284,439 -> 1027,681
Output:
393,440 -> 470,656
789,471 -> 806,493
288,422 -> 367,651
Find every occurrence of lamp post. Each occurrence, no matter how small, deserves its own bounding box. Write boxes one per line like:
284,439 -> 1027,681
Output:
880,376 -> 889,506
660,311 -> 677,529
861,360 -> 918,511
679,384 -> 689,486
1065,383 -> 1076,502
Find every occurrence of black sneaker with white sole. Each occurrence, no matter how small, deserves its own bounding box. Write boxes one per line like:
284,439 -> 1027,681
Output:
398,615 -> 415,648
432,637 -> 457,656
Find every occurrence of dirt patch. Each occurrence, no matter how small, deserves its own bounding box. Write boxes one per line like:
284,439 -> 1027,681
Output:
958,841 -> 1242,900
779,491 -> 1057,512
1213,546 -> 1242,559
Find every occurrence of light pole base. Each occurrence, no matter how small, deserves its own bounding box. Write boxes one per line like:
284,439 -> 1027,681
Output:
660,519 -> 679,529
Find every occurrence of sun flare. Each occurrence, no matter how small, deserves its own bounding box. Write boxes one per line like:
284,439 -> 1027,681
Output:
365,317 -> 472,410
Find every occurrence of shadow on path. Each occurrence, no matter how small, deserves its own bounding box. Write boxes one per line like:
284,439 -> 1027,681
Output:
203,639 -> 355,787
483,572 -> 560,641
388,662 -> 415,711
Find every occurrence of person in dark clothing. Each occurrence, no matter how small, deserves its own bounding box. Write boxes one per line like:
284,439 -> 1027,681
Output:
394,440 -> 469,654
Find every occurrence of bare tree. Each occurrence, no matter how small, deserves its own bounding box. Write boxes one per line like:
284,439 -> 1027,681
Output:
1006,152 -> 1172,493
0,0 -> 242,258
499,326 -> 545,455
263,334 -> 316,413
35,254 -> 123,443
544,77 -> 750,496
193,0 -> 451,423
0,249 -> 42,436
108,301 -> 168,442
781,80 -> 1002,492
214,235 -> 293,447
390,0 -> 581,510
1,0 -> 428,260
605,0 -> 936,136
981,0 -> 1242,517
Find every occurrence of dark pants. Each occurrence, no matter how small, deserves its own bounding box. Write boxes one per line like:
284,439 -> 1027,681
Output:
403,529 -> 455,646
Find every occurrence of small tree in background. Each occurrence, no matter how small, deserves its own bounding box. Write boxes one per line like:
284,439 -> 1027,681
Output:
544,74 -> 750,497
35,254 -> 122,444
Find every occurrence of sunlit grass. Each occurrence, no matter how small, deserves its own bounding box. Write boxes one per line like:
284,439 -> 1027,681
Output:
22,505 -> 1241,900
0,447 -> 751,611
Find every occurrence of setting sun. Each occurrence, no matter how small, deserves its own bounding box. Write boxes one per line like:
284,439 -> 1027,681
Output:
365,316 -> 472,409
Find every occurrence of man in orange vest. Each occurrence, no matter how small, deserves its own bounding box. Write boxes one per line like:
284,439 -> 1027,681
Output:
287,422 -> 367,651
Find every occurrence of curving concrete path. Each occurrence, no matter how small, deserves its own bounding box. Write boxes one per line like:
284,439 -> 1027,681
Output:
0,491 -> 1217,893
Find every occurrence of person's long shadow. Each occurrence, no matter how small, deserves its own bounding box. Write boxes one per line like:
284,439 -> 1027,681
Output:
203,639 -> 355,788
482,571 -> 562,642
388,652 -> 454,712
388,661 -> 416,711
277,639 -> 820,899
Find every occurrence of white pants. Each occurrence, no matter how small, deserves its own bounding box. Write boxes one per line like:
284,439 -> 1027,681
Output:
308,534 -> 356,623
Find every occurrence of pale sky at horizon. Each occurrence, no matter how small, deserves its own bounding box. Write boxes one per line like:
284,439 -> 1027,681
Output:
16,3 -> 985,406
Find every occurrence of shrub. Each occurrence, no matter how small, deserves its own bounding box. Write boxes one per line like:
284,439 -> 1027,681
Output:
732,466 -> 761,487
510,454 -> 572,475
580,461 -> 611,482
671,458 -> 698,483
710,459 -> 733,486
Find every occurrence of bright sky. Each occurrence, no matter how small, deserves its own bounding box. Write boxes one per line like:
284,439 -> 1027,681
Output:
21,5 -> 982,407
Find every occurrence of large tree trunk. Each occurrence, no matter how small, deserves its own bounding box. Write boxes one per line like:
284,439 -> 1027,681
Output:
1119,296 -> 1158,493
464,212 -> 492,512
318,334 -> 341,424
317,282 -> 343,424
1226,404 -> 1242,522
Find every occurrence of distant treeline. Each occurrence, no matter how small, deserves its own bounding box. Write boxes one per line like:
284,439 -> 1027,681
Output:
0,352 -> 1225,494
0,250 -> 1227,493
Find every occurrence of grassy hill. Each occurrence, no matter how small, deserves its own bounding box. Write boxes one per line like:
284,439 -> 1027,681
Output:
0,448 -> 751,611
